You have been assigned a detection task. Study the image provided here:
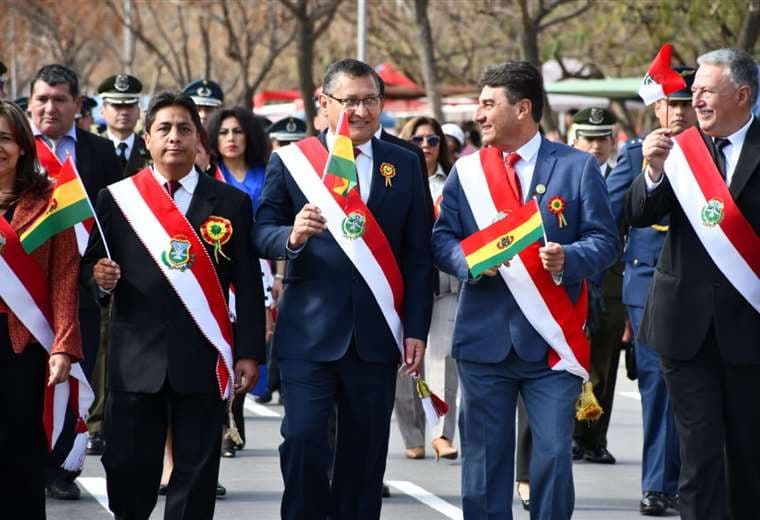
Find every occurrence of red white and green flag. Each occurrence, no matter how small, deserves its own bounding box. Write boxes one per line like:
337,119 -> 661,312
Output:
639,43 -> 687,105
460,199 -> 545,278
322,111 -> 358,198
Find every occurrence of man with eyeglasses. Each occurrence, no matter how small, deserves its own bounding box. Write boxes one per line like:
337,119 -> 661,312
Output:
254,58 -> 433,520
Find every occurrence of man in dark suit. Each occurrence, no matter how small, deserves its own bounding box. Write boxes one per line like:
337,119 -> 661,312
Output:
82,91 -> 265,520
253,59 -> 433,520
28,63 -> 122,499
626,48 -> 760,520
432,61 -> 619,519
608,68 -> 696,515
98,74 -> 150,178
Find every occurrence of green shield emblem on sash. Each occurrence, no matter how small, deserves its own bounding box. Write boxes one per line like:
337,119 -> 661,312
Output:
701,198 -> 725,227
161,235 -> 195,271
341,211 -> 367,240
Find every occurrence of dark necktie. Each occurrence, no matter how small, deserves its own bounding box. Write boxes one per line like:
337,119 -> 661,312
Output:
714,138 -> 730,180
164,180 -> 181,199
504,152 -> 523,204
117,142 -> 128,169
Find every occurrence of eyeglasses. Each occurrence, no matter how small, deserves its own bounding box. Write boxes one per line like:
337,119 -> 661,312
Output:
410,134 -> 440,147
324,92 -> 383,110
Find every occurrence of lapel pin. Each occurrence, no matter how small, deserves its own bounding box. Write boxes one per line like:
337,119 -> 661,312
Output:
536,184 -> 546,194
379,162 -> 395,188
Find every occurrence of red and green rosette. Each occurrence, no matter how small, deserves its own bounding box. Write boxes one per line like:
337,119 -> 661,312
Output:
201,215 -> 233,262
547,196 -> 568,228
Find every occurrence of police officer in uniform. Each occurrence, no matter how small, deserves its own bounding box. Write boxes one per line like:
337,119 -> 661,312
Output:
570,107 -> 626,465
98,74 -> 150,178
607,67 -> 696,516
267,116 -> 308,149
182,79 -> 224,129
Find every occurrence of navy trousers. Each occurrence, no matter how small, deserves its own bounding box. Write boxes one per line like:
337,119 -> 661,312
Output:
628,305 -> 680,496
279,346 -> 397,520
458,350 -> 581,520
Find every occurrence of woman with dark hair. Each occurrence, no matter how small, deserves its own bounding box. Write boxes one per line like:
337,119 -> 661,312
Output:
207,107 -> 271,212
0,101 -> 81,517
391,116 -> 460,461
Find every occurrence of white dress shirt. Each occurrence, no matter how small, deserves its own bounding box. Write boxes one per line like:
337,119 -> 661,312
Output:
326,130 -> 373,203
152,166 -> 199,215
109,132 -> 136,160
502,130 -> 542,202
428,163 -> 447,202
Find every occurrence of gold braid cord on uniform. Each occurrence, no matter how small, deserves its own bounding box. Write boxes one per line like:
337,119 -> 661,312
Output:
224,395 -> 244,446
576,381 -> 604,421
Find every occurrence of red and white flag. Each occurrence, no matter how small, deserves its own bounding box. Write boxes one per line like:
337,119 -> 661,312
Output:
639,44 -> 687,105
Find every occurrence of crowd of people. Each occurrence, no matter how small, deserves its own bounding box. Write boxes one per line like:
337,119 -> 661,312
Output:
0,46 -> 758,520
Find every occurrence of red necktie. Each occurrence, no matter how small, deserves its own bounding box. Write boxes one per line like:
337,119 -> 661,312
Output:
164,180 -> 181,199
505,152 -> 523,205
353,147 -> 362,193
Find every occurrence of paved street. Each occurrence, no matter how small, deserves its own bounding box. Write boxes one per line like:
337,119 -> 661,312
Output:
49,360 -> 674,519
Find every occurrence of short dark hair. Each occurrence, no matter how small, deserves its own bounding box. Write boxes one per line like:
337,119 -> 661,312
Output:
0,101 -> 49,198
207,106 -> 272,169
322,59 -> 383,96
478,61 -> 544,123
144,91 -> 203,135
30,64 -> 79,98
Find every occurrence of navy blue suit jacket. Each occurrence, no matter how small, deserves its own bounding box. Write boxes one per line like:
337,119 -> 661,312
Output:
252,136 -> 433,364
432,138 -> 619,364
606,139 -> 668,308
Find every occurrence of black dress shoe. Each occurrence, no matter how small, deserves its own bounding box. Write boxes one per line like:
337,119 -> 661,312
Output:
216,482 -> 226,497
640,491 -> 667,516
571,441 -> 584,461
255,391 -> 272,404
86,432 -> 106,455
666,494 -> 679,512
221,437 -> 236,458
158,484 -> 168,496
583,447 -> 616,464
382,483 -> 391,498
46,479 -> 81,500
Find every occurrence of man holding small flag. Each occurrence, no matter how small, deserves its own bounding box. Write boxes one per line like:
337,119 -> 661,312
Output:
607,60 -> 697,515
253,58 -> 433,519
81,91 -> 265,519
626,48 -> 760,520
432,61 -> 619,519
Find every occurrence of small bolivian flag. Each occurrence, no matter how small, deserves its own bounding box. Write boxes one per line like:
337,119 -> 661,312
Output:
20,156 -> 94,254
323,111 -> 358,197
460,199 -> 544,278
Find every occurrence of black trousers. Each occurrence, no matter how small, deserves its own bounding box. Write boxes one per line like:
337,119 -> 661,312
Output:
661,327 -> 760,520
0,327 -> 47,520
515,395 -> 531,482
102,385 -> 225,520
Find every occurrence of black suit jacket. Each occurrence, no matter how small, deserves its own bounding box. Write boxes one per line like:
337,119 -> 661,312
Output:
75,128 -> 122,204
625,119 -> 760,364
82,172 -> 266,394
123,134 -> 151,178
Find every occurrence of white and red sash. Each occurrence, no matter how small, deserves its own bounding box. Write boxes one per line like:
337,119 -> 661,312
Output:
108,169 -> 235,398
664,127 -> 760,313
35,138 -> 93,254
456,148 -> 590,380
276,138 -> 405,351
0,215 -> 94,471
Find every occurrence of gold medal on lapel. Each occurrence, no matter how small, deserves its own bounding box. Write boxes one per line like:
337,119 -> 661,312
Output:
379,162 -> 396,188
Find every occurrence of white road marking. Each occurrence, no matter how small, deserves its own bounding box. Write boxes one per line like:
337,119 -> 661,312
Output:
620,391 -> 641,401
387,480 -> 463,520
244,394 -> 282,417
76,477 -> 113,516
